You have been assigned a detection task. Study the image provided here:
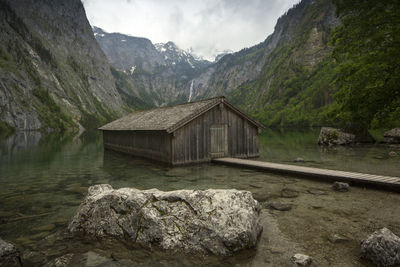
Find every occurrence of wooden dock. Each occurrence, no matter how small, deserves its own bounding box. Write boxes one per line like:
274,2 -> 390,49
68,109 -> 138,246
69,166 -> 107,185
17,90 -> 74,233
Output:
212,157 -> 400,191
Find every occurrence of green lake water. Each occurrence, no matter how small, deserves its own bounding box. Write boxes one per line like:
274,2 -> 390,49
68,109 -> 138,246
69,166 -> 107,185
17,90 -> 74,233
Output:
0,129 -> 399,266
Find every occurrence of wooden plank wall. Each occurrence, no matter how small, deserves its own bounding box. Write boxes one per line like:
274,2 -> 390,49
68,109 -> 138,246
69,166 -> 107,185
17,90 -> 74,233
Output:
172,105 -> 259,165
103,130 -> 172,163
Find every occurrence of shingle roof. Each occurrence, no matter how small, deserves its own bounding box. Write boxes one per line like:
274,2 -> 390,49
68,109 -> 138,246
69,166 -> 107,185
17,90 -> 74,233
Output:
99,96 -> 263,133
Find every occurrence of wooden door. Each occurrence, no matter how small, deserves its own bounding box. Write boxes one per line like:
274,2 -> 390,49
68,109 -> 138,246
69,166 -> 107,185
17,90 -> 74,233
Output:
210,124 -> 228,158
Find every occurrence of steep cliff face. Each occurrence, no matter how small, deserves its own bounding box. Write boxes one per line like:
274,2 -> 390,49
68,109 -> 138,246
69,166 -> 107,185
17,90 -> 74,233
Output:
0,0 -> 126,132
189,0 -> 339,127
94,27 -> 211,106
93,26 -> 164,74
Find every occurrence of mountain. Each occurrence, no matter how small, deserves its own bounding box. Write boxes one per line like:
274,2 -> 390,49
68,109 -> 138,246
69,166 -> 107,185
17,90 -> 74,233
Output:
0,0 -> 127,133
90,0 -> 339,126
154,42 -> 210,71
93,27 -> 211,106
93,26 -> 163,74
186,0 -> 339,128
214,50 -> 233,62
2,0 -> 396,134
187,0 -> 399,130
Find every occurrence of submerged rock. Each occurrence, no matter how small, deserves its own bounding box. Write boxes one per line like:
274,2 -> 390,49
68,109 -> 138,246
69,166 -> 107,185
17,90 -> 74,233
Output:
317,127 -> 355,146
332,182 -> 349,192
328,234 -> 349,244
68,184 -> 262,256
0,238 -> 21,267
291,253 -> 312,266
281,188 -> 299,198
44,253 -> 74,267
360,227 -> 400,266
384,128 -> 400,144
307,188 -> 328,195
389,151 -> 398,157
267,202 -> 293,211
294,157 -> 305,163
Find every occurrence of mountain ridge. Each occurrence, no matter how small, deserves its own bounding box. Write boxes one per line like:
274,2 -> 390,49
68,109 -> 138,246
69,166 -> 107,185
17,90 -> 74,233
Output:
93,26 -> 212,107
0,0 -> 128,132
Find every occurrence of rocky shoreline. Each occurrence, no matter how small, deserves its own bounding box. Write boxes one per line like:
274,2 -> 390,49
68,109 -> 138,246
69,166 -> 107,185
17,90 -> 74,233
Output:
2,184 -> 400,266
318,127 -> 400,146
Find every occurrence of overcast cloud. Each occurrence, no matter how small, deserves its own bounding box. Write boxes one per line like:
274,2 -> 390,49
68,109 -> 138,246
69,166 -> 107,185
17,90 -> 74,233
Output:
82,0 -> 300,60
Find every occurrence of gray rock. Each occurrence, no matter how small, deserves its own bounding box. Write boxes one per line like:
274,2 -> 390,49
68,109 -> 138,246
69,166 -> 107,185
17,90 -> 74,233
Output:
68,184 -> 262,256
294,157 -> 305,163
267,202 -> 293,211
0,238 -> 21,267
360,227 -> 400,266
389,151 -> 398,157
44,254 -> 74,267
318,127 -> 355,146
332,182 -> 349,192
328,234 -> 349,243
291,253 -> 312,266
384,128 -> 400,144
1,0 -> 126,132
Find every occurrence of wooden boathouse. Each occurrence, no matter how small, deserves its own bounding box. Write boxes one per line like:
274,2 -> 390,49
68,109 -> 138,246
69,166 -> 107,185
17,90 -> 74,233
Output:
99,96 -> 264,165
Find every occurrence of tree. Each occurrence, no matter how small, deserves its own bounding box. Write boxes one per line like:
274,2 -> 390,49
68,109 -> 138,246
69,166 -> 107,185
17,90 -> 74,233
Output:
331,0 -> 400,129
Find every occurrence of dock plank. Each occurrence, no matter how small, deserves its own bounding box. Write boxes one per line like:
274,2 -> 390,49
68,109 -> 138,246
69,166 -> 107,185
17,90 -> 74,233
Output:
212,157 -> 400,191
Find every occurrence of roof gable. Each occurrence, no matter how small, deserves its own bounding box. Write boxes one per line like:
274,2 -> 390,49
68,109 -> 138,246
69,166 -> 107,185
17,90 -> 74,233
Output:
99,96 -> 264,133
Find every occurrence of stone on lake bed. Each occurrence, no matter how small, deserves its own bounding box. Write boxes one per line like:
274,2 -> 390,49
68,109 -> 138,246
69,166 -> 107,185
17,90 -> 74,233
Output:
388,151 -> 398,157
281,188 -> 299,198
291,253 -> 312,266
267,202 -> 292,211
68,184 -> 262,256
44,253 -> 73,267
294,157 -> 305,163
0,238 -> 21,267
360,227 -> 400,266
307,188 -> 328,195
327,234 -> 349,243
332,182 -> 350,192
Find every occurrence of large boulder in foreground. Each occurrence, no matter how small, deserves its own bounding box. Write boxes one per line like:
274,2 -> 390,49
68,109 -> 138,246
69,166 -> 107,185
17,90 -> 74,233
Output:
384,128 -> 400,144
318,127 -> 356,146
360,227 -> 400,266
0,238 -> 21,267
68,184 -> 262,256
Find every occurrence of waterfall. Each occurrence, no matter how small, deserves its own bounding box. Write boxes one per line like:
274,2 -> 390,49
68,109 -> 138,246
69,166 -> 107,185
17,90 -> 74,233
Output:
188,80 -> 194,102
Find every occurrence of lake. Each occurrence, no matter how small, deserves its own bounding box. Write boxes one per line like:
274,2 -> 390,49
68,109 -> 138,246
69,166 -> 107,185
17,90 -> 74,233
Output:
0,129 -> 399,266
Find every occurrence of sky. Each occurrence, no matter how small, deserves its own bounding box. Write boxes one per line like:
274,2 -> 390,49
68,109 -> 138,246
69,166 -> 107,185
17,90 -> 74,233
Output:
82,0 -> 300,61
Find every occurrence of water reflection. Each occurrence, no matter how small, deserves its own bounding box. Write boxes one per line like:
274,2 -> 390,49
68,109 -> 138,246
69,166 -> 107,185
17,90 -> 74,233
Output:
0,129 -> 399,266
259,128 -> 400,176
0,131 -> 42,158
